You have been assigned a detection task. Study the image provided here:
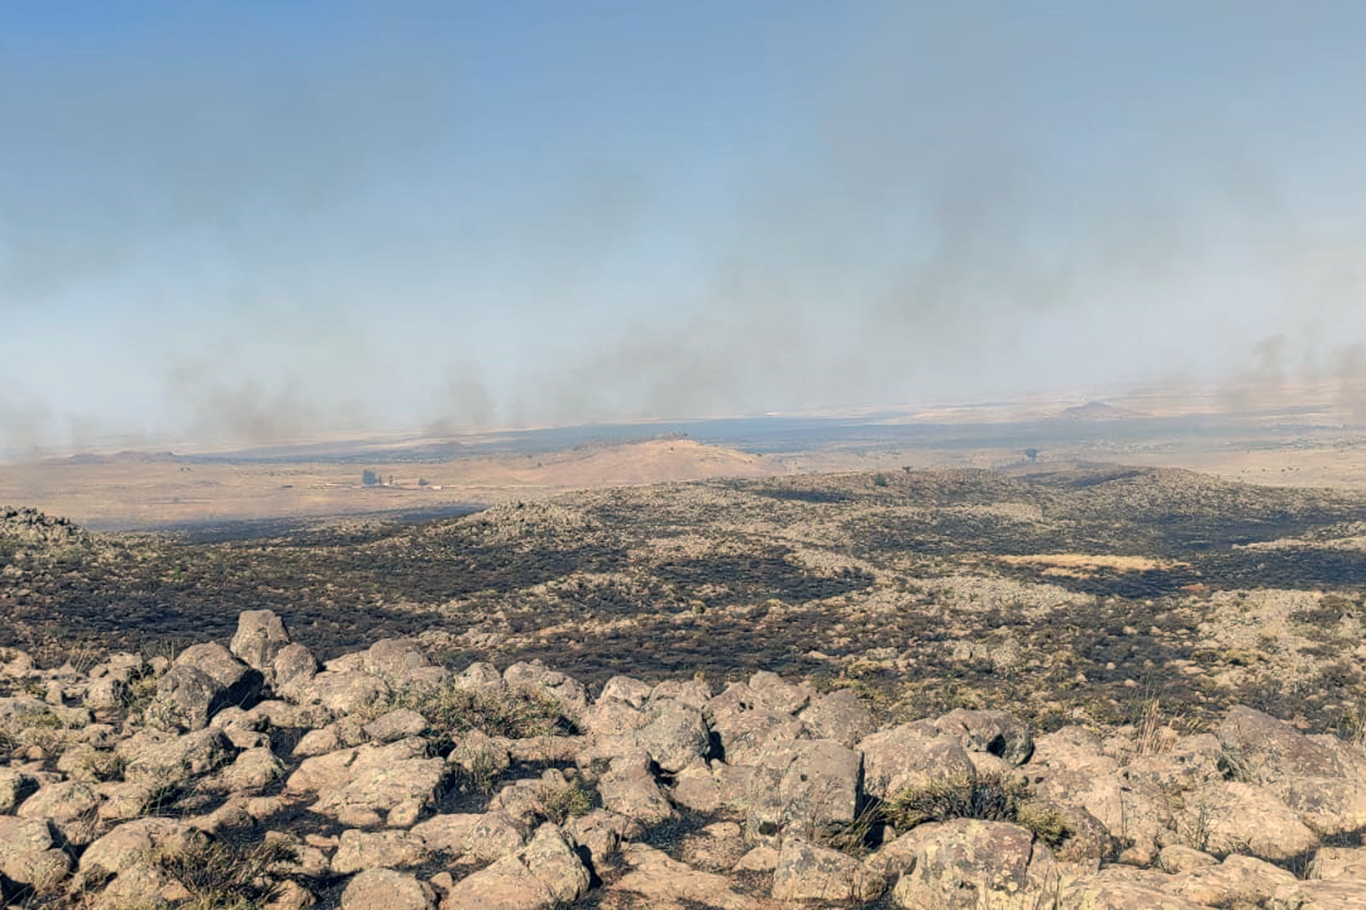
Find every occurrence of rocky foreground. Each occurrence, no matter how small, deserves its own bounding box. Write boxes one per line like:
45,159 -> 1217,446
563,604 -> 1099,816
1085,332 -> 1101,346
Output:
1,611 -> 1364,910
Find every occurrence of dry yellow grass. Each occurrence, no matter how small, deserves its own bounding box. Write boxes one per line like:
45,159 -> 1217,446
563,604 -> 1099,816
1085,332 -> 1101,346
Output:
996,553 -> 1188,575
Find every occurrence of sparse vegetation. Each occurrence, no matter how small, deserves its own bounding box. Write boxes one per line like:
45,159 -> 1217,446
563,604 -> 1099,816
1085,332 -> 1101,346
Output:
149,836 -> 297,909
880,772 -> 1068,849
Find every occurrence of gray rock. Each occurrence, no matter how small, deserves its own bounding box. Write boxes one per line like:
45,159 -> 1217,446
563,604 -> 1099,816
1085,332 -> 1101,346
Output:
1268,879 -> 1366,909
176,642 -> 263,705
745,739 -> 862,846
597,749 -> 676,824
123,727 -> 238,789
331,828 -> 431,875
772,837 -> 886,903
505,660 -> 590,727
747,671 -> 813,714
859,724 -> 976,799
1218,705 -> 1345,782
0,767 -> 39,813
798,688 -> 875,748
649,677 -> 714,711
890,819 -> 1058,910
147,645 -> 264,732
78,817 -> 205,881
364,638 -> 431,679
364,708 -> 429,743
634,700 -> 710,774
229,610 -> 293,683
441,822 -> 590,910
0,816 -> 71,892
273,642 -> 319,691
342,868 -> 436,910
17,779 -> 101,846
935,708 -> 1034,765
709,700 -> 807,768
217,746 -> 287,791
599,675 -> 653,709
413,809 -> 527,862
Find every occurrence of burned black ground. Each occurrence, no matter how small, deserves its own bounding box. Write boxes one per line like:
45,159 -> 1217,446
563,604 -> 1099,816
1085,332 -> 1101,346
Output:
3,464 -> 1364,736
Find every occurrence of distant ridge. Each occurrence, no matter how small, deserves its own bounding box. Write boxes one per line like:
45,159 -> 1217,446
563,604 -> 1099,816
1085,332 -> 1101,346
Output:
60,450 -> 183,465
1053,401 -> 1148,421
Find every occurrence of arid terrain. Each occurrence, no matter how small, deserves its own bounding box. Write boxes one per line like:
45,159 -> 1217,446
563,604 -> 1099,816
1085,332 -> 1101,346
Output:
2,392 -> 1366,909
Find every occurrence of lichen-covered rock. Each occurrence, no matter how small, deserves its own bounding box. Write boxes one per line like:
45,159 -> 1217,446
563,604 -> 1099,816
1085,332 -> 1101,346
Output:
797,688 -> 875,748
772,837 -> 886,903
342,868 -> 436,910
230,610 -> 293,682
1268,879 -> 1366,909
707,694 -> 807,768
331,828 -> 431,875
0,767 -> 39,813
363,708 -> 428,743
633,699 -> 710,774
890,819 -> 1058,910
1218,705 -> 1345,782
1177,780 -> 1319,863
1308,846 -> 1366,881
77,817 -> 205,882
441,823 -> 589,910
1275,776 -> 1366,838
0,816 -> 72,892
601,843 -> 759,910
17,779 -> 101,846
745,739 -> 861,846
597,749 -> 676,824
859,724 -> 976,799
1163,853 -> 1297,908
122,726 -> 237,788
504,660 -> 589,727
935,708 -> 1034,765
1058,877 -> 1216,910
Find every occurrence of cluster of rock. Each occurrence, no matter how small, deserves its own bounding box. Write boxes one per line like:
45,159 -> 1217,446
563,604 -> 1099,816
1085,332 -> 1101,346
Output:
0,507 -> 88,552
0,609 -> 1364,909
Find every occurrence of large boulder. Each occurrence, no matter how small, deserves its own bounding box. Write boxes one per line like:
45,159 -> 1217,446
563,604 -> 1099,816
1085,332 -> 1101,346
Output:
331,829 -> 431,875
745,739 -> 862,846
797,688 -> 875,748
772,837 -> 886,903
1217,706 -> 1345,782
441,823 -> 589,910
342,868 -> 436,910
17,780 -> 101,846
859,724 -> 976,800
633,700 -> 711,774
890,819 -> 1059,910
146,643 -> 263,731
935,708 -> 1034,766
229,610 -> 292,683
1176,780 -> 1319,863
0,817 -> 71,893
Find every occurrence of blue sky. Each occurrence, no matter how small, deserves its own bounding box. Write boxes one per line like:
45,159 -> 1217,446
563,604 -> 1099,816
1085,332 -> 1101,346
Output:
3,2 -> 1366,452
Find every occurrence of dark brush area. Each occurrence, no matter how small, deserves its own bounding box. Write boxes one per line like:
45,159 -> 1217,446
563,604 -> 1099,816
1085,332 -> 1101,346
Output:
3,465 -> 1364,736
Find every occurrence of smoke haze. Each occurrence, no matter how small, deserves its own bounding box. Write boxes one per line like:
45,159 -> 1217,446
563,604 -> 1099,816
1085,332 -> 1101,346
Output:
3,2 -> 1366,454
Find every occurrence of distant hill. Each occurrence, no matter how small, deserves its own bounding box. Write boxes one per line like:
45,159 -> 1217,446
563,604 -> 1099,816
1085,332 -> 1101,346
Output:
61,450 -> 182,466
1054,401 -> 1148,421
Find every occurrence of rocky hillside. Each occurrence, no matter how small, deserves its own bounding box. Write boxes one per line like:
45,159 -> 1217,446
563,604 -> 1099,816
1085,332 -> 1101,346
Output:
2,466 -> 1364,741
0,610 -> 1364,909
